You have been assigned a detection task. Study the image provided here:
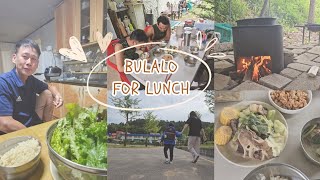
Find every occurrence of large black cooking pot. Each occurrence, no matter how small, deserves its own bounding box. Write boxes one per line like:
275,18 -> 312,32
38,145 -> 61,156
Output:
307,24 -> 320,32
236,17 -> 277,26
44,66 -> 62,81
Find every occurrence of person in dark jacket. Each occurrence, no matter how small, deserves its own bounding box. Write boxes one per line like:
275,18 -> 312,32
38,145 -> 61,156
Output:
161,122 -> 182,164
181,111 -> 207,163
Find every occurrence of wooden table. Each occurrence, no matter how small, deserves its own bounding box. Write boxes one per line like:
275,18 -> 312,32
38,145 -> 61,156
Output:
0,120 -> 59,180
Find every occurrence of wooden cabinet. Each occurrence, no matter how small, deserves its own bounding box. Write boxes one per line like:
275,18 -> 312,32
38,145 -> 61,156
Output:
49,83 -> 107,117
82,86 -> 107,108
61,84 -> 83,116
55,0 -> 78,50
55,0 -> 110,48
74,0 -> 105,44
126,3 -> 146,30
55,0 -> 104,50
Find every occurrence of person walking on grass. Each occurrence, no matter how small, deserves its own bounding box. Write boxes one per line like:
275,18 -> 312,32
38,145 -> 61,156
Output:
161,122 -> 182,164
181,111 -> 207,163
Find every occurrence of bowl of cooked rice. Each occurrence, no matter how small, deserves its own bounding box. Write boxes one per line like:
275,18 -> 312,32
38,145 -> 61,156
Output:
0,136 -> 41,179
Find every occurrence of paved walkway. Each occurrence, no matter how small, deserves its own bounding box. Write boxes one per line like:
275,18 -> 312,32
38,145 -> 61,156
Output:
108,147 -> 214,180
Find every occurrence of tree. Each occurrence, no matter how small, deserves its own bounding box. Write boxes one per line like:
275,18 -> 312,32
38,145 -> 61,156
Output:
260,0 -> 269,17
205,90 -> 214,114
143,111 -> 160,147
110,95 -> 141,146
214,0 -> 250,23
191,0 -> 214,20
308,0 -> 316,23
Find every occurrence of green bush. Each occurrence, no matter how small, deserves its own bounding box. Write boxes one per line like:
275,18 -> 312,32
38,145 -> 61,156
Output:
213,0 -> 320,30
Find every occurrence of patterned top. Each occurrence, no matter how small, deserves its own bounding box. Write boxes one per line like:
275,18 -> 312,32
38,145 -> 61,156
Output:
118,38 -> 139,59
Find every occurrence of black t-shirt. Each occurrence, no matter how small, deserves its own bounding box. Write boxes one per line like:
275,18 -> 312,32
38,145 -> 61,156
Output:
186,116 -> 202,137
152,24 -> 167,41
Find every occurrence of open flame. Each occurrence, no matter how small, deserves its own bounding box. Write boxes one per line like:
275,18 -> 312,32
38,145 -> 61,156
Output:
237,56 -> 272,82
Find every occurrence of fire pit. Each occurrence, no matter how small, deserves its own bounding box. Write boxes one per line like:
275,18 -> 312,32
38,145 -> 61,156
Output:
232,18 -> 284,82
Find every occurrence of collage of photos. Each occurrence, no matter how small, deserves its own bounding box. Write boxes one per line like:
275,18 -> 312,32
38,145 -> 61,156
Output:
0,0 -> 320,180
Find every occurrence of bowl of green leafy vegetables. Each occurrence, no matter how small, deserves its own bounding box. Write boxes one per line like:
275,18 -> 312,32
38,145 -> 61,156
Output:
46,103 -> 107,180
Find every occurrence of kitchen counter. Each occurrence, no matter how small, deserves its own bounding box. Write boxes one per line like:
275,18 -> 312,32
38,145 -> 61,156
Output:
0,120 -> 59,180
47,79 -> 107,88
214,91 -> 320,180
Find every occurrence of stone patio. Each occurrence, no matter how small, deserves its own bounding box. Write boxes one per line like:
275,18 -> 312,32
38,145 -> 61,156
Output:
213,43 -> 320,90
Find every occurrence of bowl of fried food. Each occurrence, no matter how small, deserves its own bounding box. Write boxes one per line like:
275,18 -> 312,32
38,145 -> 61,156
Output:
268,90 -> 312,114
215,101 -> 288,167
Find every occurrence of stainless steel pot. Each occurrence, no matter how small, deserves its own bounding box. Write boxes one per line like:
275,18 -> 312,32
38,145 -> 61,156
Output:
0,136 -> 41,180
300,118 -> 320,166
244,163 -> 309,180
46,122 -> 107,180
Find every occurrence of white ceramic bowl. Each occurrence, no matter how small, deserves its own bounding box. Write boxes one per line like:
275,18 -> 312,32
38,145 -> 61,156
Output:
215,101 -> 288,167
268,90 -> 312,114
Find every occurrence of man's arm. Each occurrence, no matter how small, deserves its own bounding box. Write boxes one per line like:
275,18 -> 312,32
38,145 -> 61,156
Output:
164,26 -> 172,41
145,26 -> 154,42
48,85 -> 63,108
181,123 -> 189,133
201,128 -> 207,141
0,116 -> 26,133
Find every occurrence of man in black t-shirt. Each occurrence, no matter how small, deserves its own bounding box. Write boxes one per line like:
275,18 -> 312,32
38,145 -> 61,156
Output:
181,111 -> 207,163
145,16 -> 171,42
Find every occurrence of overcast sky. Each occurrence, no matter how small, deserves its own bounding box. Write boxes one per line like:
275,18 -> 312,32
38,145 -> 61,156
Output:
108,90 -> 214,124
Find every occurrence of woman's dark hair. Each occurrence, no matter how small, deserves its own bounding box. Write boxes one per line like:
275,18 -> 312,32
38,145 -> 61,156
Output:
189,111 -> 198,118
157,16 -> 170,25
15,39 -> 41,57
130,29 -> 148,43
168,122 -> 174,127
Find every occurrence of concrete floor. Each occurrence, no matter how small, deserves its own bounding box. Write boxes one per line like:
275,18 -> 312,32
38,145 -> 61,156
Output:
108,147 -> 214,180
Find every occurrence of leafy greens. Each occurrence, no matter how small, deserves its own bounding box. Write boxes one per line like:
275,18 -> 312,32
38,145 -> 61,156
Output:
51,103 -> 107,169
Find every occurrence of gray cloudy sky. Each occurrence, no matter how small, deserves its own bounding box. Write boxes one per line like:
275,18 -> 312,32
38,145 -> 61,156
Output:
108,90 -> 214,124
